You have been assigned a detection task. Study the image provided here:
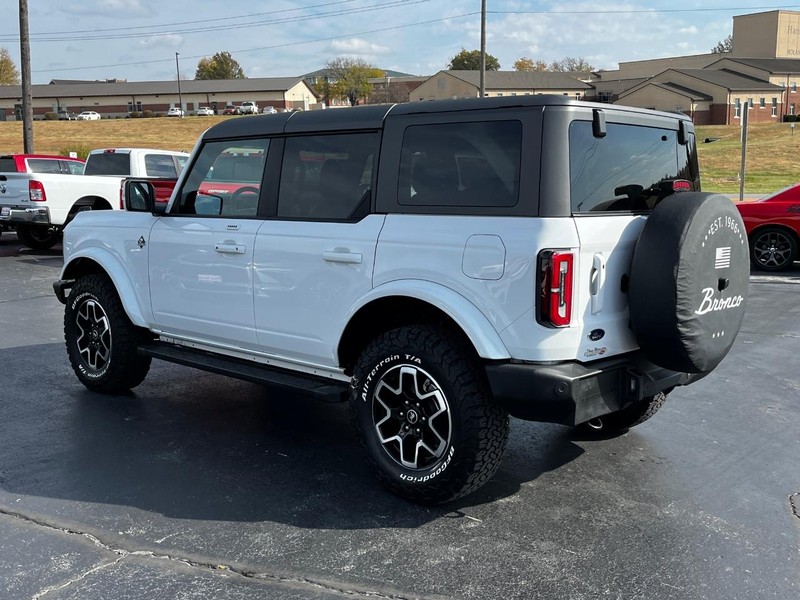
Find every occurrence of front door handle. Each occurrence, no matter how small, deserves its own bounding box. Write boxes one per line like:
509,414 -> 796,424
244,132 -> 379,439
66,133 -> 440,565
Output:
323,250 -> 362,264
215,243 -> 246,255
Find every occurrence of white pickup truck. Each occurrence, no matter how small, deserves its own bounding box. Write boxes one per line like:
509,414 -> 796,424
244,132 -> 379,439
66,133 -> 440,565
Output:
0,148 -> 188,249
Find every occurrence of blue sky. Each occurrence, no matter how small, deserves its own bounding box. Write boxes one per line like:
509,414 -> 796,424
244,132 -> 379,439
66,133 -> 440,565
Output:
2,1 -> 796,83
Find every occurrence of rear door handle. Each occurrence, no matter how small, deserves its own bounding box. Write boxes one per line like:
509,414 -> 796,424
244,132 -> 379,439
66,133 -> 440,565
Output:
215,243 -> 246,255
323,250 -> 362,264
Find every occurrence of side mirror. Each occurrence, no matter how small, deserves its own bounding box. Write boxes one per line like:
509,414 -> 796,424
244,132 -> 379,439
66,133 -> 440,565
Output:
123,179 -> 156,212
191,191 -> 224,216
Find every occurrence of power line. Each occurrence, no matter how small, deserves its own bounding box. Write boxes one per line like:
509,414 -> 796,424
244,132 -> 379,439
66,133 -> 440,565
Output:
0,0 -> 430,43
32,12 -> 478,74
488,4 -> 800,15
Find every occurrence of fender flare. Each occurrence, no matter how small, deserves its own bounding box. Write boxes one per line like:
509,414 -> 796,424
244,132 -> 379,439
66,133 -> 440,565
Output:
61,247 -> 151,328
345,280 -> 511,360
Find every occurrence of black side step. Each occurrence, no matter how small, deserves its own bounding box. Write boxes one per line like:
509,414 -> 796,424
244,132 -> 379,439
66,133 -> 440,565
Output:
138,342 -> 349,402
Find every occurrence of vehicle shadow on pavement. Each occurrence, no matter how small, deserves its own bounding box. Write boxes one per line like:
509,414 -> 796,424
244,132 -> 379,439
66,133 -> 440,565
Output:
0,343 -> 584,528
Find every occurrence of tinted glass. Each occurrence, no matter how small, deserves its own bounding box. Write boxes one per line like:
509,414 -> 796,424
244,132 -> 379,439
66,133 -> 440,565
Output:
277,132 -> 379,220
398,121 -> 521,208
569,121 -> 688,213
26,159 -> 62,174
144,154 -> 179,178
84,153 -> 131,175
0,158 -> 18,172
177,139 -> 268,217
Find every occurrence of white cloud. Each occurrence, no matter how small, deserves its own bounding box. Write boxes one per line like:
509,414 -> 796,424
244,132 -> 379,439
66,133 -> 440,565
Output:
330,38 -> 390,56
137,33 -> 184,48
679,26 -> 699,34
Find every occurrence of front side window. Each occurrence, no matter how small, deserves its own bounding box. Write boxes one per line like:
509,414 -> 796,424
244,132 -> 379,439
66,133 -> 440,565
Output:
177,139 -> 268,217
398,121 -> 522,208
277,132 -> 378,220
63,160 -> 85,175
569,121 -> 689,213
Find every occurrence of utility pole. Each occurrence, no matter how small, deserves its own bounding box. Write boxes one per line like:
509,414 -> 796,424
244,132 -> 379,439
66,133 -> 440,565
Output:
479,0 -> 486,98
175,52 -> 183,117
18,0 -> 33,152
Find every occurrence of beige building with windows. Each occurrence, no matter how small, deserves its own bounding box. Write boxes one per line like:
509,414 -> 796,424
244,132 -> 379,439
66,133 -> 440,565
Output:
604,9 -> 800,124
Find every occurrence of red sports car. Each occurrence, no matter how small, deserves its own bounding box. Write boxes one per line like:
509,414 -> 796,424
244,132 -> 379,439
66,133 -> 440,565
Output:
736,183 -> 800,271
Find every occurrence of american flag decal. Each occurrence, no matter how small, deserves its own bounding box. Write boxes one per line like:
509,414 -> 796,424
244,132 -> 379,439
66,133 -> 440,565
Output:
715,247 -> 731,269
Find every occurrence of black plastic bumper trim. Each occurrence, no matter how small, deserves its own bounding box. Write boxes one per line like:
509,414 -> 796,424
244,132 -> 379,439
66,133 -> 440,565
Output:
485,353 -> 703,426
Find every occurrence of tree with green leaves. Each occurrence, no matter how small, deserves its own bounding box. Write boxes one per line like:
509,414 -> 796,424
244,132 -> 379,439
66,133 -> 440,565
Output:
549,56 -> 595,73
0,47 -> 20,85
447,48 -> 500,71
326,57 -> 384,106
195,51 -> 245,80
712,35 -> 733,54
513,57 -> 548,72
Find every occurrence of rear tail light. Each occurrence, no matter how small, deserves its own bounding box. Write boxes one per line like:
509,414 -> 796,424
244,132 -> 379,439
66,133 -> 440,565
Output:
537,250 -> 574,327
29,180 -> 46,202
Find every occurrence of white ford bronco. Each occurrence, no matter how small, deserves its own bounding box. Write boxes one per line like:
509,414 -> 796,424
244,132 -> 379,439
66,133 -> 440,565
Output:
54,97 -> 750,503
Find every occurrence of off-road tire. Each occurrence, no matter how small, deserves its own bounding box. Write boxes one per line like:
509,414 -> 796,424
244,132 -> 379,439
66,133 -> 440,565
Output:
16,225 -> 60,250
350,326 -> 509,504
64,274 -> 151,393
749,227 -> 798,272
577,392 -> 668,435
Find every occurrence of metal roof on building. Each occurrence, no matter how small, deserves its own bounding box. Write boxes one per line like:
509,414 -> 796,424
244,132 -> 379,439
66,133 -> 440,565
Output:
710,57 -> 800,74
442,70 -> 592,90
668,68 -> 785,91
0,77 -> 314,100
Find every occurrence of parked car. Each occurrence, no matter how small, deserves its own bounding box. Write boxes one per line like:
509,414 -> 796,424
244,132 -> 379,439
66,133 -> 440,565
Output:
0,154 -> 85,175
736,182 -> 800,271
195,106 -> 214,116
55,97 -> 750,504
57,110 -> 78,121
239,101 -> 258,114
166,107 -> 184,117
76,111 -> 101,121
222,104 -> 240,115
261,106 -> 278,115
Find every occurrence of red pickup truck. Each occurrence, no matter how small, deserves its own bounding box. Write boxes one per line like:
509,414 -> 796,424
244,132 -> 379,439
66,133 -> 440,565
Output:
0,154 -> 85,175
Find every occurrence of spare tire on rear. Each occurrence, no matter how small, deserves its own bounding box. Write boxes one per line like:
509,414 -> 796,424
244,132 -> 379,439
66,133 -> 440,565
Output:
629,193 -> 749,373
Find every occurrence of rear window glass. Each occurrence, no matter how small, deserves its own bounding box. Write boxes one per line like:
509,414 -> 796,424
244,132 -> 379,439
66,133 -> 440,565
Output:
569,121 -> 691,213
398,121 -> 521,208
0,158 -> 17,172
84,153 -> 130,175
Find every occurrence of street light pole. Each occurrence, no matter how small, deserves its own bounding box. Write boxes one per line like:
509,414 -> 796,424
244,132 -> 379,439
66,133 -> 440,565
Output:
175,52 -> 183,117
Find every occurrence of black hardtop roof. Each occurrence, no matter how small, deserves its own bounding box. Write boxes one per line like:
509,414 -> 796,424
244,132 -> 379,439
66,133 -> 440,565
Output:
202,95 -> 692,141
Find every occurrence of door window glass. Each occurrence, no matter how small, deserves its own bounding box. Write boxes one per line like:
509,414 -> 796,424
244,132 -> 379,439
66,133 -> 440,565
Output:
277,132 -> 379,220
177,139 -> 268,217
144,154 -> 179,178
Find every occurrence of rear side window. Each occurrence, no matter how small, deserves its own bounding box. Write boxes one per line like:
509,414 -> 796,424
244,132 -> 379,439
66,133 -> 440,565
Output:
144,154 -> 179,178
277,132 -> 379,220
84,153 -> 130,175
569,121 -> 691,213
26,159 -> 62,174
398,121 -> 521,208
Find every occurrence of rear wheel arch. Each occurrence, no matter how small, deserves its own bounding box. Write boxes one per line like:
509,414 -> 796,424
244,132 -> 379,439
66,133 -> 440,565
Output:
67,196 -> 114,223
338,296 -> 485,376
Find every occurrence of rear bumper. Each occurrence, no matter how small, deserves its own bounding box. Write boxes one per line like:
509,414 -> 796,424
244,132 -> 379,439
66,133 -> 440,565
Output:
0,205 -> 51,225
485,352 -> 706,426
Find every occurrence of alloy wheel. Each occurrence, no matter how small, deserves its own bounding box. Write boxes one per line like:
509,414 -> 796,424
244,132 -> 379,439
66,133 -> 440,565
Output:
371,364 -> 452,470
75,298 -> 112,371
753,230 -> 794,269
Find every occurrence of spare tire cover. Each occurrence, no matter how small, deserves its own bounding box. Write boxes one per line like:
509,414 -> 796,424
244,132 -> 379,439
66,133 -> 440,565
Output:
629,193 -> 749,373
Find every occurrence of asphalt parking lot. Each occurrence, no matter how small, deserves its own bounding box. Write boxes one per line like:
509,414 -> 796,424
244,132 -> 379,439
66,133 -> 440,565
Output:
0,232 -> 798,600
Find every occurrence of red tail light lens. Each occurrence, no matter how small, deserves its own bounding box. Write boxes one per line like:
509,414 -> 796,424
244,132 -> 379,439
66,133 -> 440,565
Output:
29,180 -> 46,201
538,250 -> 574,327
672,179 -> 692,192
